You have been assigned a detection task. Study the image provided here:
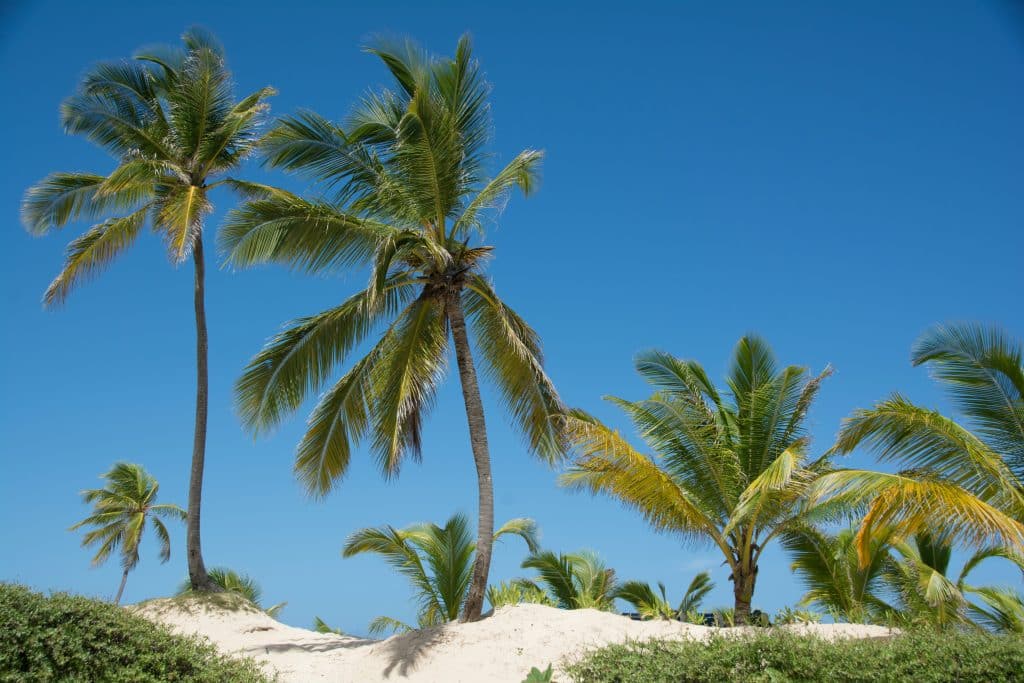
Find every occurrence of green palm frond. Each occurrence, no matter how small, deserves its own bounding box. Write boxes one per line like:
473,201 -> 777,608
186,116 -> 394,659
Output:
312,616 -> 345,635
464,275 -> 566,462
368,615 -> 415,636
235,275 -> 417,433
912,324 -> 1024,477
22,173 -> 143,235
967,586 -> 1024,633
678,571 -> 715,614
43,207 -> 149,307
453,150 -> 543,237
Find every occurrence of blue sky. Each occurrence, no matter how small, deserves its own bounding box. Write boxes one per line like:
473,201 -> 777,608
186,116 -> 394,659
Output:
2,1 -> 1022,634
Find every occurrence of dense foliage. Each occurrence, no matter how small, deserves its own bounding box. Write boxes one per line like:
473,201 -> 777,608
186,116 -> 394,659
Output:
564,630 -> 1024,683
0,583 -> 272,683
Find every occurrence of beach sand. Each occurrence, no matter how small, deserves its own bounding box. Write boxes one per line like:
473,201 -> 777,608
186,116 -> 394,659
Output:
133,599 -> 895,682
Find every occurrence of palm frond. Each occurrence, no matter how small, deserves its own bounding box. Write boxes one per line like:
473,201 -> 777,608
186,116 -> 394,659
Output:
43,207 -> 149,307
464,275 -> 566,463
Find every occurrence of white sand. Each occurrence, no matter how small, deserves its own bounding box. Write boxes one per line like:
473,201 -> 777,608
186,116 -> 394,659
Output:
133,599 -> 896,682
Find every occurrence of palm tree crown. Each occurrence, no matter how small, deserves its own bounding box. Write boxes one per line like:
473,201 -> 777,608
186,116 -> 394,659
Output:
70,462 -> 185,603
559,337 -> 832,623
222,36 -> 564,620
22,26 -> 274,303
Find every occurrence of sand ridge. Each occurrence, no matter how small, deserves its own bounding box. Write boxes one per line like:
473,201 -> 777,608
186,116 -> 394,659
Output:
133,599 -> 895,682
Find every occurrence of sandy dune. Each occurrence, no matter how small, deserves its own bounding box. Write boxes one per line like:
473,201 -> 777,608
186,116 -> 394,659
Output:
133,598 -> 895,682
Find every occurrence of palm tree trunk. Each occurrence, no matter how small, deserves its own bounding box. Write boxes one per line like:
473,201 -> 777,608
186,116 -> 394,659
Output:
732,566 -> 756,625
448,290 -> 494,622
113,568 -> 129,605
187,234 -> 215,591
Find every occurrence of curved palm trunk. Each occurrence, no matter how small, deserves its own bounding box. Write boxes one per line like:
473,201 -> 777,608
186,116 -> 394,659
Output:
448,291 -> 493,622
187,234 -> 215,591
113,568 -> 130,605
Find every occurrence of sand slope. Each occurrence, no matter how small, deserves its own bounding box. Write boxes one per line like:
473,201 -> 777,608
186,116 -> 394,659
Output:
133,599 -> 895,682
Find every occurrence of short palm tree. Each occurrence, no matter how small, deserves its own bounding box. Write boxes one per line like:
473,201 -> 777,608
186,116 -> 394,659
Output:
614,571 -> 714,621
177,567 -> 286,617
560,338 -> 832,623
780,524 -> 893,624
22,27 -> 277,591
518,550 -> 619,611
221,36 -> 564,620
343,512 -> 539,634
813,324 -> 1024,561
783,525 -> 1024,631
70,462 -> 185,604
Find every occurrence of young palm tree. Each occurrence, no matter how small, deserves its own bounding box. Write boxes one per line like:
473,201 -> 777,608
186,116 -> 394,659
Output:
176,566 -> 286,617
518,550 -> 619,611
614,571 -> 714,621
813,324 -> 1024,562
343,512 -> 539,633
221,36 -> 564,620
784,525 -> 1024,631
70,462 -> 185,604
22,28 -> 277,591
780,524 -> 893,624
559,338 -> 833,623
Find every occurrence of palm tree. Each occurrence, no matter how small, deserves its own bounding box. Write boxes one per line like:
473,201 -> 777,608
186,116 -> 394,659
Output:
783,525 -> 1024,632
70,462 -> 185,604
221,36 -> 564,620
342,512 -> 539,633
614,571 -> 714,621
559,338 -> 832,623
22,27 -> 278,591
518,550 -> 619,611
813,324 -> 1024,562
781,524 -> 894,624
176,566 -> 286,617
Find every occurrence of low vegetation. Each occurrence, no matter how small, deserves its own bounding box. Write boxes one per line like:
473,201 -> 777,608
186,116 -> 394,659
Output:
565,630 -> 1024,682
0,583 -> 272,682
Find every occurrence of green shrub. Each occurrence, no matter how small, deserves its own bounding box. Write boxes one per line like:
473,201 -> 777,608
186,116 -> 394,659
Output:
565,629 -> 1024,682
0,583 -> 273,682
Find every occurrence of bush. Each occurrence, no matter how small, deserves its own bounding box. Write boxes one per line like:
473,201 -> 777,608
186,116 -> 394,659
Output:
0,583 -> 273,682
564,629 -> 1024,682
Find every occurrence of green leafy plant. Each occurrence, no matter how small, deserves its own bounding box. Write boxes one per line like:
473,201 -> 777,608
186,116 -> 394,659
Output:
0,583 -> 272,682
343,513 -> 538,633
177,567 -> 285,618
614,571 -> 714,620
222,35 -> 565,622
518,550 -> 618,611
312,616 -> 345,634
523,663 -> 555,682
773,606 -> 822,625
560,337 -> 832,623
564,630 -> 1024,683
22,27 -> 281,592
487,579 -> 555,609
70,462 -> 185,604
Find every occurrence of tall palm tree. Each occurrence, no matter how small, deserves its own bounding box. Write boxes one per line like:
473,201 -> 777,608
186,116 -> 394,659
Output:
22,27 -> 277,591
812,324 -> 1024,562
614,571 -> 714,621
559,338 -> 832,623
176,567 -> 286,617
70,462 -> 185,604
343,512 -> 539,633
221,36 -> 564,620
518,550 -> 619,611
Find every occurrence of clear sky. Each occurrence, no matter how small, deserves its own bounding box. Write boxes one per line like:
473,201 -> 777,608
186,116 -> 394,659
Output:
2,1 -> 1022,635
